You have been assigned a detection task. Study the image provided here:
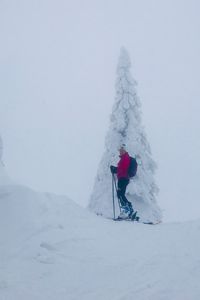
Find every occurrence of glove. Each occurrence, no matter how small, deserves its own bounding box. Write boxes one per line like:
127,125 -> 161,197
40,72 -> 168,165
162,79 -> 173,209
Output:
110,165 -> 117,174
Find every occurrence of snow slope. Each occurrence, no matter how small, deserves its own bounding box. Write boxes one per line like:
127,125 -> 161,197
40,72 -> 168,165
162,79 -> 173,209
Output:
0,183 -> 200,300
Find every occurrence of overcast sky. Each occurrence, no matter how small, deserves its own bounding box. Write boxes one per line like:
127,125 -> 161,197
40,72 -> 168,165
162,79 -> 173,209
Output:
1,0 -> 200,222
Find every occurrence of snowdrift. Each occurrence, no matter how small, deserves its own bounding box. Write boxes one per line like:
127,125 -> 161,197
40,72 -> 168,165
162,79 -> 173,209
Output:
0,183 -> 200,300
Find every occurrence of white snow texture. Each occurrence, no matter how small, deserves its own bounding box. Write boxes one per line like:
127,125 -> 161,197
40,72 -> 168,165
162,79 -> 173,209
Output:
0,172 -> 200,300
89,48 -> 162,222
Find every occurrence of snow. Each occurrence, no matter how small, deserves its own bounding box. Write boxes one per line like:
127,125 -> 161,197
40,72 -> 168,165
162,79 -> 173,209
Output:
0,181 -> 200,300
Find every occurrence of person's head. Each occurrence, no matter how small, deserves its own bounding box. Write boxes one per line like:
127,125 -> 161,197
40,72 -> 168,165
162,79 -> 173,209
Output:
118,143 -> 127,156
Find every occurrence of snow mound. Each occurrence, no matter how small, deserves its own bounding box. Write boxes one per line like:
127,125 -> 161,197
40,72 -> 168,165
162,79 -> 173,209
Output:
0,184 -> 95,261
0,183 -> 200,300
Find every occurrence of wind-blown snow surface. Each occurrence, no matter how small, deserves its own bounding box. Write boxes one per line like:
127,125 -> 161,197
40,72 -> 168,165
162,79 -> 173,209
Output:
0,184 -> 200,300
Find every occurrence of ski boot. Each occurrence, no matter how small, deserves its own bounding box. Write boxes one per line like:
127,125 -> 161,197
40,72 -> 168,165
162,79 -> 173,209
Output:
130,211 -> 139,221
118,205 -> 130,219
128,205 -> 133,218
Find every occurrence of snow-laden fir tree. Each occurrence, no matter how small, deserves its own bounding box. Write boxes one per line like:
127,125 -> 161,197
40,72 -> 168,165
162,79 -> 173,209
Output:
89,47 -> 162,222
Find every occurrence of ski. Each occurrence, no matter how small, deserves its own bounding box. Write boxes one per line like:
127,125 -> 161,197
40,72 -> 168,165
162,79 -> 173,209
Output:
113,217 -> 161,225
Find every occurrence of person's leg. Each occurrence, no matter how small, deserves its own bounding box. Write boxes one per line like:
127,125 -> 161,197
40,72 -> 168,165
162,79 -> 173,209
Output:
117,179 -> 125,206
117,178 -> 129,206
117,178 -> 133,216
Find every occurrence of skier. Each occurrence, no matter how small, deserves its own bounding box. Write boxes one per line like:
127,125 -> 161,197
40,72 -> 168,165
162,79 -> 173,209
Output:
110,144 -> 134,218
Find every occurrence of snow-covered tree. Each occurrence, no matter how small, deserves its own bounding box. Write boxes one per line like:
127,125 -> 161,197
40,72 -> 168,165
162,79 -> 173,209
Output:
89,47 -> 162,222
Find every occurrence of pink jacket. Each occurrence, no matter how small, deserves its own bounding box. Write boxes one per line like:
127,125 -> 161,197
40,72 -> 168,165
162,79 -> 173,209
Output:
117,152 -> 130,179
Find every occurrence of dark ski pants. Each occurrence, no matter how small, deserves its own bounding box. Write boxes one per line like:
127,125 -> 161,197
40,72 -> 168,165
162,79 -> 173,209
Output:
117,178 -> 133,209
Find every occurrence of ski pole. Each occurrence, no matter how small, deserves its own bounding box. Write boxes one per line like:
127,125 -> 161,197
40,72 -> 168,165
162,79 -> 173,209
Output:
112,173 -> 116,219
112,174 -> 121,212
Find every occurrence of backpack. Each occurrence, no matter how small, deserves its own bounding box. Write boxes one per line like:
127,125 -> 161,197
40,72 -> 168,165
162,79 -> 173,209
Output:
128,156 -> 138,178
